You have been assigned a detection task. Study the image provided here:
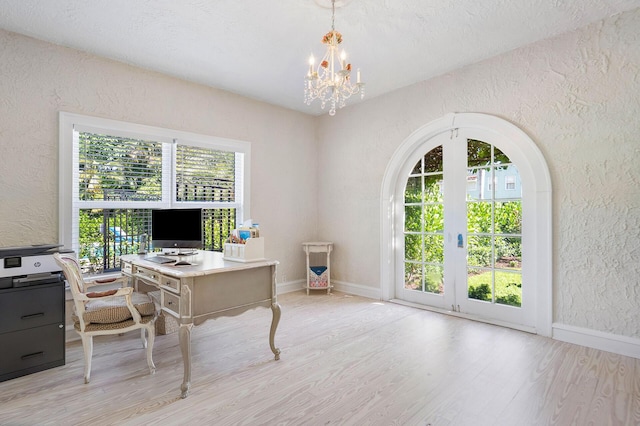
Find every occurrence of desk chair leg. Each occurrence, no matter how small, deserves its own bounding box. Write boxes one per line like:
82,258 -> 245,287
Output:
81,334 -> 93,384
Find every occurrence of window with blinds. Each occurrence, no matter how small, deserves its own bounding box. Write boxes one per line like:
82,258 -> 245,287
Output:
78,133 -> 163,202
60,113 -> 249,274
175,144 -> 236,202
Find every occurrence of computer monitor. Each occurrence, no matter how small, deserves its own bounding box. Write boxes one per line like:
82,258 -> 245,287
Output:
151,208 -> 203,253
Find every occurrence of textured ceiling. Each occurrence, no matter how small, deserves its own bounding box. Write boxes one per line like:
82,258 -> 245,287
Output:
1,0 -> 639,115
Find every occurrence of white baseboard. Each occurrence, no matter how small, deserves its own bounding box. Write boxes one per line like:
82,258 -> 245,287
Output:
276,279 -> 305,294
65,326 -> 79,343
276,279 -> 382,300
333,280 -> 381,300
553,323 -> 640,359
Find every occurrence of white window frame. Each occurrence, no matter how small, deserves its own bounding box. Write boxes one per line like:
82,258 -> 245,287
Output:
59,112 -> 251,255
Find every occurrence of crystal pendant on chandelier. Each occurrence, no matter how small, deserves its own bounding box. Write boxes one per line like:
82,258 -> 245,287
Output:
304,0 -> 365,116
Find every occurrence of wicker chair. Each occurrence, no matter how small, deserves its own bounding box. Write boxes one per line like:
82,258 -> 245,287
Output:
54,252 -> 158,383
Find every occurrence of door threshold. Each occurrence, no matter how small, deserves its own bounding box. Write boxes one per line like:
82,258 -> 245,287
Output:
389,299 -> 536,334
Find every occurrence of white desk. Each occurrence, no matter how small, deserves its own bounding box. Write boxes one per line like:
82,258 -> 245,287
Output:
121,251 -> 280,398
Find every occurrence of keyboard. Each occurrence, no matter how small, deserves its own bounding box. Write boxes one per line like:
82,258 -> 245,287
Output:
145,256 -> 176,264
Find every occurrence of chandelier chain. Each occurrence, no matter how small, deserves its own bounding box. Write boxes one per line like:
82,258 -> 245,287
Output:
331,0 -> 335,32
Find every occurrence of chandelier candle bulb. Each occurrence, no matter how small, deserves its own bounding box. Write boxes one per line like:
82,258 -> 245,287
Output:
357,68 -> 361,83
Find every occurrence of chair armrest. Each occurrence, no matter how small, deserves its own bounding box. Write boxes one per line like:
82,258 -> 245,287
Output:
84,275 -> 129,288
77,286 -> 133,301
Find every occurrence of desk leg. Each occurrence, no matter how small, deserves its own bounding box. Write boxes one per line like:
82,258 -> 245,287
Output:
270,302 -> 281,360
179,323 -> 193,399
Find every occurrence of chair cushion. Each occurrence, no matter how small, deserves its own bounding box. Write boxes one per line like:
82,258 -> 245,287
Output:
74,315 -> 156,332
79,292 -> 157,324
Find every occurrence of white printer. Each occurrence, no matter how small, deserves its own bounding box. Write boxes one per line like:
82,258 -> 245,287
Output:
0,244 -> 65,289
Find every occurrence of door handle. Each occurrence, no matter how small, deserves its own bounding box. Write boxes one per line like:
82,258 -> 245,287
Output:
21,312 -> 45,320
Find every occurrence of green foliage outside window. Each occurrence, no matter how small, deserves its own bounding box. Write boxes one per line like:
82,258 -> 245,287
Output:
79,211 -> 105,268
467,271 -> 522,307
404,141 -> 522,304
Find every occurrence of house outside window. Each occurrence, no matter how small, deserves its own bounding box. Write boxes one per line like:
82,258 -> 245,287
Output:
59,113 -> 251,273
466,175 -> 478,191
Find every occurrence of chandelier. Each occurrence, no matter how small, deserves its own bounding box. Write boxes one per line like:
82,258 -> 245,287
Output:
304,0 -> 364,116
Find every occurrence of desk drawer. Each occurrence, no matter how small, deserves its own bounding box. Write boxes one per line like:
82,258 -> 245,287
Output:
162,291 -> 180,317
160,275 -> 180,293
134,266 -> 161,286
121,261 -> 132,275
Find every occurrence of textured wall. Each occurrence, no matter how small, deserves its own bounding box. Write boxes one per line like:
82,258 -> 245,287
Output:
1,8 -> 638,341
318,8 -> 640,338
0,29 -> 318,285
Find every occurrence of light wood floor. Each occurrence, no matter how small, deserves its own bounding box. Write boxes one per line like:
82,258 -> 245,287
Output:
1,291 -> 639,425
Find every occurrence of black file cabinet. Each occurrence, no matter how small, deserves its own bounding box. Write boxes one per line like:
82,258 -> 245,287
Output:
0,282 -> 65,382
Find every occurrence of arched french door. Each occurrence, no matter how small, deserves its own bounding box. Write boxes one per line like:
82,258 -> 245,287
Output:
380,113 -> 552,335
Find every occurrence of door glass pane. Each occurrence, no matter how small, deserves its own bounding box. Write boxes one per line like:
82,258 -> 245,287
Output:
404,262 -> 422,290
467,236 -> 493,268
424,234 -> 444,263
495,201 -> 522,234
467,167 -> 492,201
424,203 -> 444,232
467,139 -> 492,168
424,146 -> 443,173
495,236 -> 521,271
495,270 -> 522,307
493,146 -> 509,165
410,158 -> 423,175
424,174 -> 444,202
468,268 -> 493,302
405,206 -> 422,232
404,234 -> 422,261
467,201 -> 493,234
424,265 -> 444,294
495,165 -> 521,199
405,176 -> 422,203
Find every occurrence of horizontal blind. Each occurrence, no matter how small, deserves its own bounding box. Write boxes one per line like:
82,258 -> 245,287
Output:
175,144 -> 236,202
77,132 -> 163,202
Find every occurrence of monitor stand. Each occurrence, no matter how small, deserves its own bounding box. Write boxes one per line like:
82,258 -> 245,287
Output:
162,249 -> 198,256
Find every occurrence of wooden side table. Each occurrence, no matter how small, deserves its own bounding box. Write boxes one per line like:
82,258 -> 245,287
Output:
302,242 -> 333,295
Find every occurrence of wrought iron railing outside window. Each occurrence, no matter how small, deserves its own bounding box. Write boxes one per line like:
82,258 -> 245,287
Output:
78,208 -> 235,273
